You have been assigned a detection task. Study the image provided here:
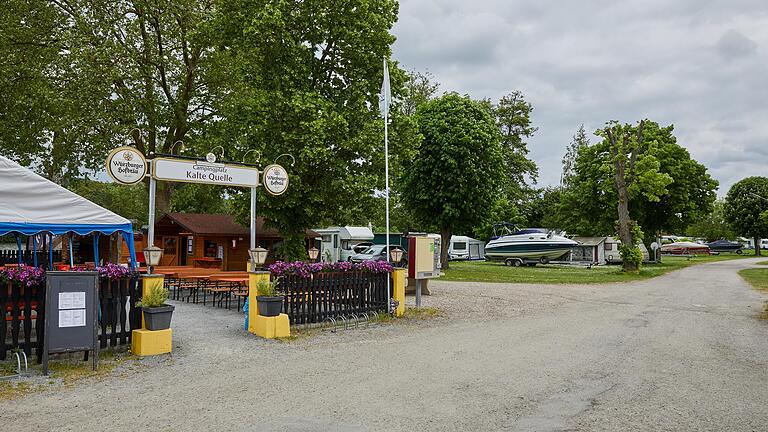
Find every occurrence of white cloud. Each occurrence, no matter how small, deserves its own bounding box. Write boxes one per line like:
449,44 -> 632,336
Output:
392,0 -> 768,194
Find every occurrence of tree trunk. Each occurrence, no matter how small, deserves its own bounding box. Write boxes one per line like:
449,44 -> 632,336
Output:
155,181 -> 174,216
615,160 -> 637,272
755,235 -> 762,257
440,227 -> 452,270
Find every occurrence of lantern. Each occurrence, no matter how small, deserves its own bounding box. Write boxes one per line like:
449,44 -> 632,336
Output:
249,246 -> 269,269
308,247 -> 319,261
390,247 -> 404,265
143,246 -> 163,274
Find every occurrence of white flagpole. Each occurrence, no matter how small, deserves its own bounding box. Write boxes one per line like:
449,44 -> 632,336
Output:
384,58 -> 392,314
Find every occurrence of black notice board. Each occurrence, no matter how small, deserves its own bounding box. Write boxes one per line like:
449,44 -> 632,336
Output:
43,271 -> 99,375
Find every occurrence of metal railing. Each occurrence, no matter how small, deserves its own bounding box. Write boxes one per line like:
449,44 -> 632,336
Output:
276,271 -> 390,325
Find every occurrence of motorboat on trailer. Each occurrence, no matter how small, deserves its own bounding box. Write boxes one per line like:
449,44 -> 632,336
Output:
485,223 -> 578,266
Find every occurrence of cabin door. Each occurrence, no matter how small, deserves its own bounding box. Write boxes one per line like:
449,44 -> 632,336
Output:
160,236 -> 179,266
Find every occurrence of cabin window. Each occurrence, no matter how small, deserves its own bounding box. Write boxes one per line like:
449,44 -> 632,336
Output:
341,240 -> 352,250
322,235 -> 332,243
453,242 -> 467,250
163,237 -> 177,255
204,240 -> 218,257
604,243 -> 613,251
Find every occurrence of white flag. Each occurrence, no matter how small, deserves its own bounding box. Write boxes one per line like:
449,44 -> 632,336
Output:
379,58 -> 391,118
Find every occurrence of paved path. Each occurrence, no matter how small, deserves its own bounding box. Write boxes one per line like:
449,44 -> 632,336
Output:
3,259 -> 767,431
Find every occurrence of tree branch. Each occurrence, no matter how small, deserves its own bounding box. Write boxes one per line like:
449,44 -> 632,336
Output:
627,120 -> 645,185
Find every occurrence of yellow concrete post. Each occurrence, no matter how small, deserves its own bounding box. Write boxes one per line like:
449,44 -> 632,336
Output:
248,271 -> 290,338
131,274 -> 172,356
392,268 -> 406,317
140,274 -> 165,329
248,271 -> 271,334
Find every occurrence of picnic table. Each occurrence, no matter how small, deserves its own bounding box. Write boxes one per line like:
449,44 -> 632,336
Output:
157,268 -> 249,308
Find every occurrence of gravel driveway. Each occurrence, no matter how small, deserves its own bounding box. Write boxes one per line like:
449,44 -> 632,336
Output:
2,258 -> 767,431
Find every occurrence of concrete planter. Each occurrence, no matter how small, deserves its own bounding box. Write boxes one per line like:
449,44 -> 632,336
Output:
143,304 -> 175,331
257,296 -> 283,317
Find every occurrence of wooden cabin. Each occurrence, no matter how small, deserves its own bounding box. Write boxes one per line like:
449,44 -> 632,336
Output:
126,213 -> 319,270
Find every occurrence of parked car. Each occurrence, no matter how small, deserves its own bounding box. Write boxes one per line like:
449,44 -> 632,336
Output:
706,239 -> 743,254
349,244 -> 408,266
352,242 -> 374,254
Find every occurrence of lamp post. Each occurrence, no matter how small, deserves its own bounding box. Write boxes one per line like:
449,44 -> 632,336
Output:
390,247 -> 403,267
143,246 -> 162,275
249,246 -> 268,270
308,247 -> 319,262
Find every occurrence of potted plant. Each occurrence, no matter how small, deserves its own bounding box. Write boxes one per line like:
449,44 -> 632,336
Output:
256,279 -> 283,317
136,284 -> 175,331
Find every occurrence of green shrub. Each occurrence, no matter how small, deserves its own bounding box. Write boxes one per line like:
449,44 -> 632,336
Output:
256,279 -> 280,297
136,284 -> 168,308
619,244 -> 643,270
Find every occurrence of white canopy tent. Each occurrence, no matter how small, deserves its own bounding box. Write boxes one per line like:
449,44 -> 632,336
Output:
0,155 -> 136,268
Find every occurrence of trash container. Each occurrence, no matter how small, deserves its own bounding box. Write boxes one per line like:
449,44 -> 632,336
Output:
243,300 -> 249,331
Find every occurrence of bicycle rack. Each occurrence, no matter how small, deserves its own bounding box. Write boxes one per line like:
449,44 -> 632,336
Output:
1,350 -> 28,381
323,316 -> 337,332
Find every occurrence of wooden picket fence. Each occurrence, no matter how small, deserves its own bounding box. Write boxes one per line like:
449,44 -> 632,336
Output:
275,271 -> 390,325
0,275 -> 141,362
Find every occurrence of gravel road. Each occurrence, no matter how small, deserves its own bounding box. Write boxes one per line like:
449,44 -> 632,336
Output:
3,258 -> 767,431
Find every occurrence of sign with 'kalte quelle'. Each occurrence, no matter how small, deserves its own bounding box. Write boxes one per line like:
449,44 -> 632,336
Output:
152,157 -> 259,188
106,147 -> 147,185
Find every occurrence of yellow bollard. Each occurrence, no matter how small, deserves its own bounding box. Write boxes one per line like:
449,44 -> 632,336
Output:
131,274 -> 172,356
248,271 -> 270,333
140,274 -> 165,329
248,271 -> 290,338
392,268 -> 406,317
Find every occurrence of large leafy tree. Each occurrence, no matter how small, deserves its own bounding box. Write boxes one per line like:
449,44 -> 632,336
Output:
68,180 -> 149,225
401,93 -> 504,268
0,1 -> 113,184
603,120 -> 672,271
215,0 -> 401,259
483,91 -> 538,202
725,177 -> 768,256
561,125 -> 590,187
633,125 -> 718,238
559,121 -> 716,251
520,187 -> 565,230
560,120 -> 673,271
687,199 -> 736,242
1,0 -> 228,208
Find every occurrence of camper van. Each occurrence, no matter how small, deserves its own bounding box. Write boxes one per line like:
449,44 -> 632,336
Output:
448,235 -> 485,260
313,226 -> 375,262
604,237 -> 651,263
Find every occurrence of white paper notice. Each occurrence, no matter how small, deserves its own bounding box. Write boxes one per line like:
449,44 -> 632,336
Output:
59,291 -> 86,310
59,292 -> 73,309
59,309 -> 86,328
72,292 -> 86,309
71,309 -> 86,326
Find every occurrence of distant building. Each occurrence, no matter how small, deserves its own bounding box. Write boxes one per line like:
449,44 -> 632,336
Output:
125,213 -> 319,270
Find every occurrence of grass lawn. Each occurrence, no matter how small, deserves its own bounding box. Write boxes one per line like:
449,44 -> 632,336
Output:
738,268 -> 768,293
441,252 -> 758,285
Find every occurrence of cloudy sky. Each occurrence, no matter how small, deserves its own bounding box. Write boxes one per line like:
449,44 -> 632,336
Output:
391,0 -> 768,194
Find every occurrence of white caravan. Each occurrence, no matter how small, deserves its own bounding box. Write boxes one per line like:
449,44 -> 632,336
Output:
448,235 -> 485,260
314,226 -> 375,262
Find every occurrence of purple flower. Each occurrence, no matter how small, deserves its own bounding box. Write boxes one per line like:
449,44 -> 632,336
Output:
2,265 -> 46,288
268,259 -> 393,279
97,263 -> 131,280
